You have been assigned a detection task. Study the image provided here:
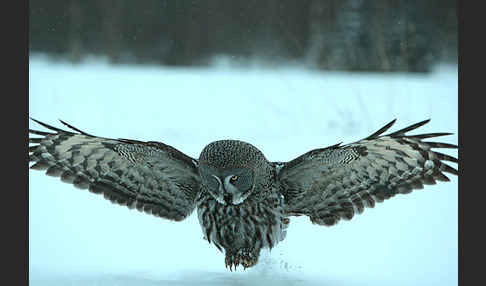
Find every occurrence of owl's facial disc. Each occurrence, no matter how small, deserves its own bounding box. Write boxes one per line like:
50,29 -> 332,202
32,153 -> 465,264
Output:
223,175 -> 252,205
208,173 -> 252,205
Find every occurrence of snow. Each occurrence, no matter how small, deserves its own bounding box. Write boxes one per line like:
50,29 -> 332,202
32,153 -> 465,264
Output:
29,55 -> 458,286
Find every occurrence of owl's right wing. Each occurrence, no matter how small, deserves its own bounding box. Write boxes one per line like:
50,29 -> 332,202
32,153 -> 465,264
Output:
29,118 -> 201,221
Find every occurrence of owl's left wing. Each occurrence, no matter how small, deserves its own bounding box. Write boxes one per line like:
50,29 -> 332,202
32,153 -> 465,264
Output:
276,119 -> 458,226
29,118 -> 201,221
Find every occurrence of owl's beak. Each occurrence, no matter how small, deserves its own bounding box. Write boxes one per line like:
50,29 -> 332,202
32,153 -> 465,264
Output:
211,174 -> 241,205
221,183 -> 234,205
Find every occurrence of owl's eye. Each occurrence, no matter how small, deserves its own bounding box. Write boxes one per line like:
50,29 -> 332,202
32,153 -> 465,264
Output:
230,175 -> 238,183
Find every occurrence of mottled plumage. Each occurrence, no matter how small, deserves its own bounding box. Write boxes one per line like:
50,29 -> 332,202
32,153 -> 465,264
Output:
29,118 -> 458,270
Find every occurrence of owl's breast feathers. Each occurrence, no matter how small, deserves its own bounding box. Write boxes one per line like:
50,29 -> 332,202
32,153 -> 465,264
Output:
197,190 -> 286,252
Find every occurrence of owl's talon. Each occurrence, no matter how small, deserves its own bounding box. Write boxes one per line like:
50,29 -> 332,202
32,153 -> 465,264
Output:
225,248 -> 258,271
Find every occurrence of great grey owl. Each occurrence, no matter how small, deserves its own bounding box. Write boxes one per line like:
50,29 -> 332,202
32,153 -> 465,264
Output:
29,118 -> 458,270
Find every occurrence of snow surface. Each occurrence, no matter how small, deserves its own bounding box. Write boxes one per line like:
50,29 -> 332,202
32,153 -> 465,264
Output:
29,55 -> 458,286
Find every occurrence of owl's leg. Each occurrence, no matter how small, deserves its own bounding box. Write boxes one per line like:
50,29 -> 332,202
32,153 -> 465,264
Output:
225,247 -> 261,271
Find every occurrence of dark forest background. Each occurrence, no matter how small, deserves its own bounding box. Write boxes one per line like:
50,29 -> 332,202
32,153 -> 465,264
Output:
29,0 -> 457,72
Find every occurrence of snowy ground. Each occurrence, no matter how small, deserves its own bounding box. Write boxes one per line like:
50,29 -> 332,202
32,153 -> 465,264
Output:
29,55 -> 458,286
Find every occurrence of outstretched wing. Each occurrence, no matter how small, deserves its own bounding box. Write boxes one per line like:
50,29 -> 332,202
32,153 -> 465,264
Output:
277,119 -> 458,226
29,118 -> 201,221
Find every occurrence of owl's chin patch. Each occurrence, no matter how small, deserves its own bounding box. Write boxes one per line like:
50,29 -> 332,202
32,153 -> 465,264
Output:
212,191 -> 252,206
213,195 -> 245,206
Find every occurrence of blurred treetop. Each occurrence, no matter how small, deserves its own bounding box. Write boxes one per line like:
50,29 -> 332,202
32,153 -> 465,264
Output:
29,0 -> 457,72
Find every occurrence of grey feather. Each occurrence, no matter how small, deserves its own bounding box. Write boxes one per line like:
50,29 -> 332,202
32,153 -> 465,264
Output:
29,119 -> 201,221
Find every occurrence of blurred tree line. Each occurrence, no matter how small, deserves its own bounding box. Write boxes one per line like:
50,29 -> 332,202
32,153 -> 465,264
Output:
29,0 -> 457,72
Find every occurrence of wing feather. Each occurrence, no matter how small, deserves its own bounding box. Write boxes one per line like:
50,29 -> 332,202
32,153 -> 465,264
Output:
277,119 -> 458,226
29,118 -> 201,221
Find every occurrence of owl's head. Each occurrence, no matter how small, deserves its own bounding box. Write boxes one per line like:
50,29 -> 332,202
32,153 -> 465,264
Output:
198,140 -> 269,205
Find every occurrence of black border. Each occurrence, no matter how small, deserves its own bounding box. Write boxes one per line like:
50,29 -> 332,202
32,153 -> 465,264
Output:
458,1 -> 477,286
7,0 -> 29,285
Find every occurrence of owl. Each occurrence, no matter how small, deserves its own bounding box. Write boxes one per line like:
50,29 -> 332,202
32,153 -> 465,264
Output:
29,118 -> 458,270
